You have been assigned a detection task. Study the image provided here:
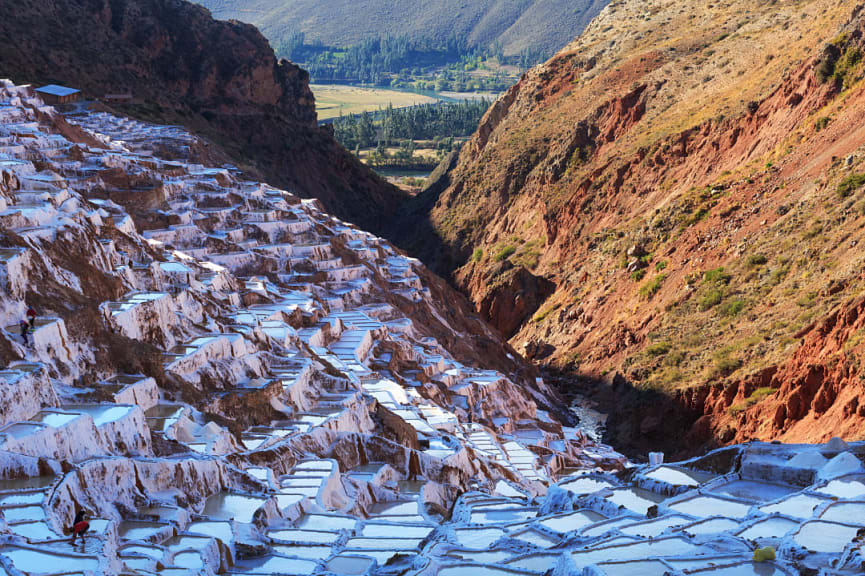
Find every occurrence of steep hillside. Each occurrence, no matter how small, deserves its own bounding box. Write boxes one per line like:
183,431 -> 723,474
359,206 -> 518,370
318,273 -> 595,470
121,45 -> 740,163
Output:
394,0 -> 865,456
0,0 -> 403,232
197,0 -> 608,57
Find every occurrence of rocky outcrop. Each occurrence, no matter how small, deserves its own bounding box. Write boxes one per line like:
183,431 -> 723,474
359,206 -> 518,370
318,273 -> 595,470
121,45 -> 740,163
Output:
0,0 -> 403,232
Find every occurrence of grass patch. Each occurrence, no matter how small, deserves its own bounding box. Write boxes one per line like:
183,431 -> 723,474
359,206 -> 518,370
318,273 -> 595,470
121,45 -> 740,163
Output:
639,273 -> 667,300
493,245 -> 516,262
729,387 -> 776,416
631,268 -> 647,281
646,341 -> 672,357
472,248 -> 484,262
712,347 -> 742,376
837,173 -> 865,199
746,254 -> 768,267
719,297 -> 746,317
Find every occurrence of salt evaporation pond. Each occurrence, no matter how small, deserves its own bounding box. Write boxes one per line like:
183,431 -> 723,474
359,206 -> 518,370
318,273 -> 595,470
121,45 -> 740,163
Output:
438,565 -> 536,576
187,521 -> 233,544
470,507 -> 536,524
709,479 -> 797,502
759,494 -> 826,519
819,500 -> 865,525
793,520 -> 860,552
68,404 -> 133,425
234,555 -> 318,574
680,517 -> 741,535
619,514 -> 693,537
668,495 -> 752,519
570,537 -> 703,569
594,559 -> 673,576
539,509 -> 605,533
606,487 -> 666,514
454,527 -> 505,548
272,544 -> 332,559
118,520 -> 168,541
202,492 -> 268,523
816,477 -> 865,499
736,516 -> 800,541
645,466 -> 715,487
559,476 -> 615,494
269,528 -> 340,544
360,523 -> 434,538
296,514 -> 356,531
325,555 -> 375,574
173,550 -> 204,570
3,547 -> 99,573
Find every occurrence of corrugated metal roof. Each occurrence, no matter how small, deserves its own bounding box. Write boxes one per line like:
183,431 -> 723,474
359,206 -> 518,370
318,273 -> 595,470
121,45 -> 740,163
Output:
35,84 -> 80,97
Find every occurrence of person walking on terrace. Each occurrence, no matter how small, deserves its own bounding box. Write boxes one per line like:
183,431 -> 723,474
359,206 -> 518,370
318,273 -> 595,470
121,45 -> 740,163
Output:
19,320 -> 29,346
70,509 -> 90,545
26,305 -> 36,330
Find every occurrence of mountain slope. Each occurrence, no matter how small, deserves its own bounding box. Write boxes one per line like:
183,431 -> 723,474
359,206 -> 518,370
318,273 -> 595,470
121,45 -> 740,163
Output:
393,0 -> 865,455
197,0 -> 608,56
0,0 -> 403,232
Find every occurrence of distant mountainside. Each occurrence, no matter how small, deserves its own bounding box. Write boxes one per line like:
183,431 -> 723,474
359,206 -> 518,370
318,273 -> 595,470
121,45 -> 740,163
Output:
390,0 -> 865,455
0,0 -> 403,232
196,0 -> 608,57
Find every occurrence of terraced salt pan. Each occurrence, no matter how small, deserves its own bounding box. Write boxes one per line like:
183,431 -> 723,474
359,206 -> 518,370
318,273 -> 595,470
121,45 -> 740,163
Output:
619,514 -> 694,537
819,500 -> 865,525
8,520 -> 61,540
505,552 -> 561,572
605,487 -> 667,515
509,527 -> 560,547
815,476 -> 865,499
735,516 -> 799,541
173,550 -> 204,570
539,510 -> 606,533
759,493 -> 827,519
118,520 -> 170,541
296,514 -> 356,531
271,544 -> 332,560
792,519 -> 860,553
470,507 -> 537,524
0,490 -> 44,506
687,562 -> 789,575
438,565 -> 535,576
559,476 -> 615,495
708,479 -> 798,502
202,491 -> 268,523
581,516 -> 642,538
570,537 -> 703,569
2,505 -> 45,522
233,555 -> 318,574
343,536 -> 422,550
679,517 -> 741,536
448,550 -> 515,563
645,466 -> 715,487
593,559 -> 673,576
360,523 -> 434,538
668,495 -> 752,519
454,527 -> 505,548
186,521 -> 233,545
269,528 -> 340,544
2,546 -> 99,574
325,555 -> 375,574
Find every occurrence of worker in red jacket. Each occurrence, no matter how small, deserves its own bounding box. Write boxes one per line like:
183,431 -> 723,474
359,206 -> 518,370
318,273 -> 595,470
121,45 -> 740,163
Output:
70,510 -> 90,545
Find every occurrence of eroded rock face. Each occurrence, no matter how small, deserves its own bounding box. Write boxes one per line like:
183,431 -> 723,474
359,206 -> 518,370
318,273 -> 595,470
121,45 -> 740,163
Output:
0,81 -> 626,574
